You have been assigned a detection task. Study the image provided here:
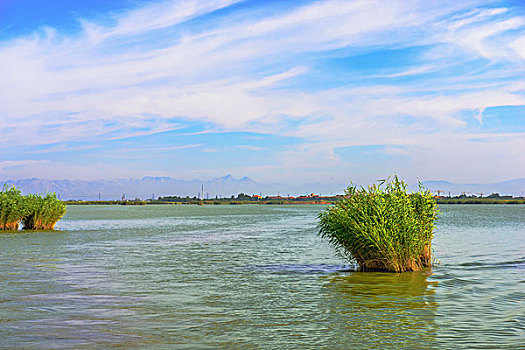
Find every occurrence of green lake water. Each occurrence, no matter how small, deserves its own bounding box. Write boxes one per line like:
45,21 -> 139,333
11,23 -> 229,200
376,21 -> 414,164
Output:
1,204 -> 523,349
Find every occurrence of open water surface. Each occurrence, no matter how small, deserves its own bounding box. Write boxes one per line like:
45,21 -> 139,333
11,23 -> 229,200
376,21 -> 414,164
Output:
0,204 -> 523,349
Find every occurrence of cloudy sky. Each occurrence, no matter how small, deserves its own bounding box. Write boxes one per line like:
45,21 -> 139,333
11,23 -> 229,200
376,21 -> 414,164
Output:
0,0 -> 524,185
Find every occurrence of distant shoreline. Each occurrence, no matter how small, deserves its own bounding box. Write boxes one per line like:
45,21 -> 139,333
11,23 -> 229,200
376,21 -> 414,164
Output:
63,197 -> 525,205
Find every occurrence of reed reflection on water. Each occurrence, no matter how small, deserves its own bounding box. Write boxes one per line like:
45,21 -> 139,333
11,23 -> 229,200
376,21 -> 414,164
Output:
320,271 -> 438,349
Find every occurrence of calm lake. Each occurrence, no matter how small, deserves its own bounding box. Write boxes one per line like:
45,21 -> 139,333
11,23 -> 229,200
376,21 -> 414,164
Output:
1,204 -> 523,349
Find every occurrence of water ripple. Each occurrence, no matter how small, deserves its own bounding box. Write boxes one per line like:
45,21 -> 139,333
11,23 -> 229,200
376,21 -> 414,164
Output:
0,204 -> 523,349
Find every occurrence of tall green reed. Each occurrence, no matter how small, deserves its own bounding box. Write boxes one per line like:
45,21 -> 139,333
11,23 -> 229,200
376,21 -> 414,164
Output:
0,185 -> 66,231
22,193 -> 67,230
0,185 -> 26,231
318,176 -> 438,272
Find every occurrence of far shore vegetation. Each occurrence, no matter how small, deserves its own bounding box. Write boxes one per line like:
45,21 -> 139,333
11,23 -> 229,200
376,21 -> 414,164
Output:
62,191 -> 525,205
0,185 -> 66,231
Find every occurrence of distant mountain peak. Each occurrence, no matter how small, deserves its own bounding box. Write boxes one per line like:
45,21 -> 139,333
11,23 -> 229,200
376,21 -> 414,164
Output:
422,180 -> 453,185
142,176 -> 174,182
214,174 -> 236,182
239,176 -> 259,184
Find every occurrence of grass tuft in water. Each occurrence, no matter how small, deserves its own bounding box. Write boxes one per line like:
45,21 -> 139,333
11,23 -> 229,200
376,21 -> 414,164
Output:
318,176 -> 438,272
0,185 -> 66,231
22,193 -> 67,230
0,185 -> 26,231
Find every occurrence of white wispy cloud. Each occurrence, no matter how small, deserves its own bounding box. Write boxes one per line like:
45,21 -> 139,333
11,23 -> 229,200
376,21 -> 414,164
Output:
442,7 -> 525,60
0,160 -> 51,170
0,0 -> 523,182
236,145 -> 265,151
80,0 -> 241,44
378,65 -> 439,78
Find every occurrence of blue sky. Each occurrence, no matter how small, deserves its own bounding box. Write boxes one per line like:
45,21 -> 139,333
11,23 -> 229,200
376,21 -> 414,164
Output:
0,0 -> 524,184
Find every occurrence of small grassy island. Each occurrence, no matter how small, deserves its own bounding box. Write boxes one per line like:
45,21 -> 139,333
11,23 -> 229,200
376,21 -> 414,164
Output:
318,177 -> 438,272
0,185 -> 66,231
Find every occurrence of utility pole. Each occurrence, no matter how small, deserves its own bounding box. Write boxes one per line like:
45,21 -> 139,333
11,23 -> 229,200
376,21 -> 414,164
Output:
201,184 -> 204,200
98,192 -> 101,201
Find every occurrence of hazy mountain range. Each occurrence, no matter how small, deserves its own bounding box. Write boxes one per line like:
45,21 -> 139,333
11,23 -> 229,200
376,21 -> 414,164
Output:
1,175 -> 524,200
0,175 -> 345,200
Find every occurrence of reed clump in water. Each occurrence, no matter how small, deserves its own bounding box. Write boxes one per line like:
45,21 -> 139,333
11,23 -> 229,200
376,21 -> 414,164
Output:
0,185 -> 26,231
318,176 -> 438,272
22,193 -> 67,230
0,185 -> 66,231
